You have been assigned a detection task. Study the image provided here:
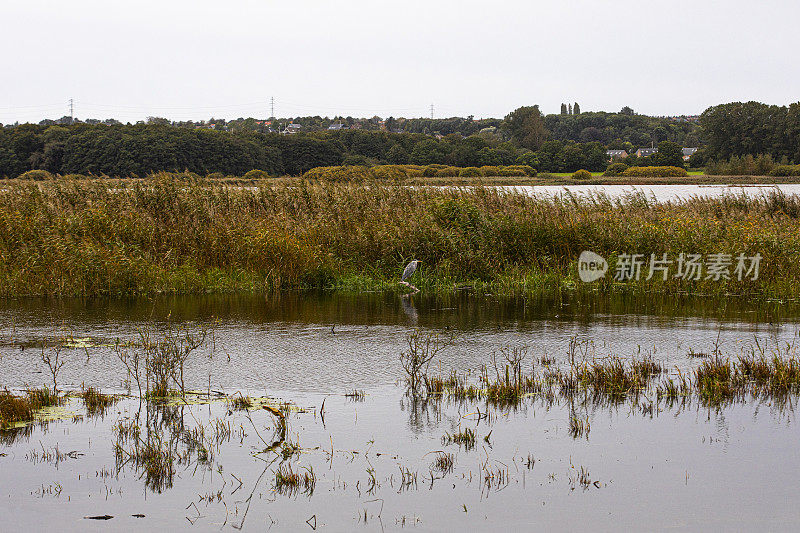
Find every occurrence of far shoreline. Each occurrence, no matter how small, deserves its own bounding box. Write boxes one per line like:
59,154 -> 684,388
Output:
5,174 -> 800,188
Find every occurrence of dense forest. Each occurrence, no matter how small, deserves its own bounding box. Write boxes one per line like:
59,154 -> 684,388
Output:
0,101 -> 796,178
696,101 -> 800,163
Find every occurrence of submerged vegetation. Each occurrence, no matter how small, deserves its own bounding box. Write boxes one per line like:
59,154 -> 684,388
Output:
0,179 -> 798,298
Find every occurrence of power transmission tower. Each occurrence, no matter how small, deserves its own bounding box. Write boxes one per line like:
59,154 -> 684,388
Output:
270,96 -> 275,119
69,98 -> 74,124
430,103 -> 434,119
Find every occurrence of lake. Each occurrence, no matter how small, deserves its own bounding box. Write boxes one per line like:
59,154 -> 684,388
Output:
1,293 -> 799,531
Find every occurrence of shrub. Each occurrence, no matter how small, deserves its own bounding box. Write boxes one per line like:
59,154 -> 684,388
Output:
705,154 -> 777,176
243,169 -> 271,180
434,166 -> 460,178
603,162 -> 628,177
458,166 -> 483,177
303,166 -> 371,181
479,166 -> 502,177
371,165 -> 421,180
206,172 -> 225,180
770,165 -> 800,177
422,165 -> 440,177
17,169 -> 54,181
502,165 -> 537,177
621,166 -> 688,177
572,169 -> 592,180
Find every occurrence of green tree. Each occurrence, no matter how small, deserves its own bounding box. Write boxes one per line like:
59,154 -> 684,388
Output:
385,143 -> 409,164
654,141 -> 684,167
561,103 -> 568,115
0,148 -> 23,177
410,139 -> 445,165
502,106 -> 548,151
573,102 -> 581,115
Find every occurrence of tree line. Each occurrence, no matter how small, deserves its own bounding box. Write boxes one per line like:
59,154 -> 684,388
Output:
7,100 -> 795,179
0,120 -> 633,178
696,101 -> 800,164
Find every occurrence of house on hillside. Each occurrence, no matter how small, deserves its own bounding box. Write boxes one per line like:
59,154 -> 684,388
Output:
682,147 -> 698,161
636,147 -> 658,158
606,150 -> 628,160
283,123 -> 302,135
328,123 -> 347,131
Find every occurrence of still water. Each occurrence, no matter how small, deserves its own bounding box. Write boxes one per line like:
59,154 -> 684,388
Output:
1,293 -> 799,531
0,292 -> 797,392
501,183 -> 800,202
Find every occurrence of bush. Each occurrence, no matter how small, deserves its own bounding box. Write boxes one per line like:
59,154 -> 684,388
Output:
572,169 -> 592,180
705,154 -> 776,176
458,166 -> 483,177
603,162 -> 628,177
17,169 -> 54,181
502,165 -> 537,177
621,166 -> 688,178
303,166 -> 371,181
422,165 -> 440,177
770,165 -> 800,177
370,165 -> 421,180
243,169 -> 271,180
206,172 -> 225,180
434,166 -> 460,178
479,166 -> 502,177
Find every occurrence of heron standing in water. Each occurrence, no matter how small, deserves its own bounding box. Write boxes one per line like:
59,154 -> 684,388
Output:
400,259 -> 422,293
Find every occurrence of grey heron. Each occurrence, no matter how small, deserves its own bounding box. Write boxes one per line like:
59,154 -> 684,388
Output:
400,260 -> 422,293
401,260 -> 421,281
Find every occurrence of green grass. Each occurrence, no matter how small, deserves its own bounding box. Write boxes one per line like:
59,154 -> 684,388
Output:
0,178 -> 799,299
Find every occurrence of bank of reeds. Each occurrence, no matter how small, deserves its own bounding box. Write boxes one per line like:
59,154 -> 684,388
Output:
0,178 -> 798,298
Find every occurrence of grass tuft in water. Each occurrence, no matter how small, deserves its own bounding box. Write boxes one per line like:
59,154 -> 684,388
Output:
0,388 -> 62,429
443,428 -> 477,451
81,387 -> 118,417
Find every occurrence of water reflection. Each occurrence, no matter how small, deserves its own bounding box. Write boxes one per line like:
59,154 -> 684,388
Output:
0,292 -> 798,392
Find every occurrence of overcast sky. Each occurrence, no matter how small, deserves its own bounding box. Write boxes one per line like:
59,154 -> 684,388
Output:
2,0 -> 798,124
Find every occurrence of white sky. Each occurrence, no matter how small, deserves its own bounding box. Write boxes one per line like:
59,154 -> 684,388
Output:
2,0 -> 798,124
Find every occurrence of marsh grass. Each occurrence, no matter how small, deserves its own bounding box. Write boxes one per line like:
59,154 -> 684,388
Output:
432,452 -> 455,474
274,464 -> 316,497
0,179 -> 798,299
0,388 -> 62,429
443,428 -> 477,450
422,336 -> 800,414
80,387 -> 118,417
229,395 -> 253,410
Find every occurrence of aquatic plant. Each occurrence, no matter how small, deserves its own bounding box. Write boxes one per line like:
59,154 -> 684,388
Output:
401,330 -> 453,393
0,388 -> 61,429
442,427 -> 477,450
80,387 -> 118,417
274,464 -> 316,497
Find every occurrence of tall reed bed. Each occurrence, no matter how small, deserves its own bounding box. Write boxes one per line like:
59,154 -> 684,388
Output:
0,177 -> 798,297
